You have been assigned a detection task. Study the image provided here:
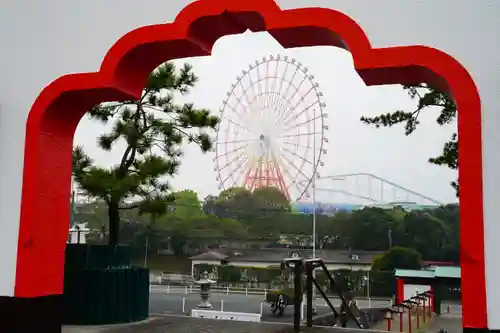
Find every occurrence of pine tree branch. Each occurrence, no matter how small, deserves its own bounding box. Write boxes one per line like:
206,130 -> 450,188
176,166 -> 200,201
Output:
360,84 -> 459,196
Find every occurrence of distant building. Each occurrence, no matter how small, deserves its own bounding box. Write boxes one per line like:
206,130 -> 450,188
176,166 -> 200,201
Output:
189,248 -> 383,277
368,201 -> 439,211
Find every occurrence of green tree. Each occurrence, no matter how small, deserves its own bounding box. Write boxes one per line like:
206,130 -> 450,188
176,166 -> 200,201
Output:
158,211 -> 245,255
72,200 -> 109,231
151,189 -> 203,255
163,218 -> 189,256
214,187 -> 254,219
342,207 -> 397,250
169,189 -> 202,219
395,211 -> 450,261
372,246 -> 423,271
72,62 -> 218,246
360,84 -> 458,195
183,214 -> 243,240
252,186 -> 291,212
202,195 -> 218,215
428,204 -> 460,262
218,187 -> 252,201
219,266 -> 242,283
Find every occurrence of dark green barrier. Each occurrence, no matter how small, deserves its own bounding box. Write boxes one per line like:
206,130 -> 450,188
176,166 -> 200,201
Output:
63,267 -> 149,325
63,244 -> 148,325
65,244 -> 131,270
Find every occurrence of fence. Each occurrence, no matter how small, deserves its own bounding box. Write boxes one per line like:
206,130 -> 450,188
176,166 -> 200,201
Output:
150,284 -> 392,302
150,272 -> 194,285
150,284 -> 270,296
150,269 -> 397,298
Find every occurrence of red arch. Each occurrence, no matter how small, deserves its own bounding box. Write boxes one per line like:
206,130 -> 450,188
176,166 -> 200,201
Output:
16,0 -> 485,329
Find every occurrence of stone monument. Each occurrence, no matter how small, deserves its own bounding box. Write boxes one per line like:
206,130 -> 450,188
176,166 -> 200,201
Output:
196,271 -> 215,309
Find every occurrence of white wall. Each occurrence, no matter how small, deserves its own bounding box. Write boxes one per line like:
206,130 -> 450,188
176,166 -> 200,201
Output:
403,284 -> 431,302
0,0 -> 498,327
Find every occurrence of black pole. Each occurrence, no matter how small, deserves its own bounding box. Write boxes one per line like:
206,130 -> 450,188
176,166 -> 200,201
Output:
76,225 -> 81,244
388,228 -> 392,249
305,262 -> 313,327
293,260 -> 303,332
70,190 -> 75,225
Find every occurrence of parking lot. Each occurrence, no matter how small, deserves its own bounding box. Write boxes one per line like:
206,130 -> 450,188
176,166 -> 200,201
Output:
149,285 -> 392,323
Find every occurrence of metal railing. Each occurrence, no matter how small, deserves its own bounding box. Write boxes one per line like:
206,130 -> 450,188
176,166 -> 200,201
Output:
149,284 -> 271,296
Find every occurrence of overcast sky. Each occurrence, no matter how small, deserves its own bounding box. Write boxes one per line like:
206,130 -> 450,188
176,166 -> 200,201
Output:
73,31 -> 458,205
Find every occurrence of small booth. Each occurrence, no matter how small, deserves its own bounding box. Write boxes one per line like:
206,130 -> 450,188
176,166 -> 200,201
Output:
395,266 -> 460,315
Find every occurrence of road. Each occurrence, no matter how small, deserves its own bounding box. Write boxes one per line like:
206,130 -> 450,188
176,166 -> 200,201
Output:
427,314 -> 462,333
149,285 -> 392,323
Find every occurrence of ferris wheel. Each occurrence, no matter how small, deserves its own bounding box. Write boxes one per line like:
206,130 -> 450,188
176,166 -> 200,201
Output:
213,54 -> 328,201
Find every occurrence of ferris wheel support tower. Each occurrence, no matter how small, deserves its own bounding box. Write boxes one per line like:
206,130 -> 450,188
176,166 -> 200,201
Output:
243,135 -> 290,199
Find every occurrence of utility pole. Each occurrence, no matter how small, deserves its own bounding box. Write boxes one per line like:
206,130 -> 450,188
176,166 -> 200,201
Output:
144,230 -> 149,268
70,178 -> 75,226
145,215 -> 155,268
311,108 -> 318,309
388,228 -> 393,249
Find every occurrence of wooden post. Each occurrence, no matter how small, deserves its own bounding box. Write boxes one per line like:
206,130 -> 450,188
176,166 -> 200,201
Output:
416,306 -> 420,328
423,301 -> 426,323
408,310 -> 412,333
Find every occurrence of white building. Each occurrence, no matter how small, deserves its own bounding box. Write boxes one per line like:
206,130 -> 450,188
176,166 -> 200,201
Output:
68,223 -> 91,244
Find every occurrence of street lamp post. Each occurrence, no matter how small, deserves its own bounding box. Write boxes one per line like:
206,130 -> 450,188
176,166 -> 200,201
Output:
396,306 -> 405,333
311,109 -> 318,309
144,226 -> 149,267
403,300 -> 418,333
411,296 -> 424,328
388,228 -> 393,249
384,308 -> 395,332
144,215 -> 155,268
312,109 -> 317,261
363,273 -> 371,308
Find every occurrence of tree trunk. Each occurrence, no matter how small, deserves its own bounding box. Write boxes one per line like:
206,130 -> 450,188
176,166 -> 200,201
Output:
108,200 -> 120,247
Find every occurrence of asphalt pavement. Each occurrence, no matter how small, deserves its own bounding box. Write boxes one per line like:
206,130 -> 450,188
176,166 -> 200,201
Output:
149,285 -> 392,323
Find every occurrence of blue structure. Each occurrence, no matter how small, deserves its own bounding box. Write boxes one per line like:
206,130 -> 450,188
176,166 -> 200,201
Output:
290,201 -> 439,215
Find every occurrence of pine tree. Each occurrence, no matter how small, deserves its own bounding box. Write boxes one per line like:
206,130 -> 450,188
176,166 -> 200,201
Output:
72,62 -> 218,246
